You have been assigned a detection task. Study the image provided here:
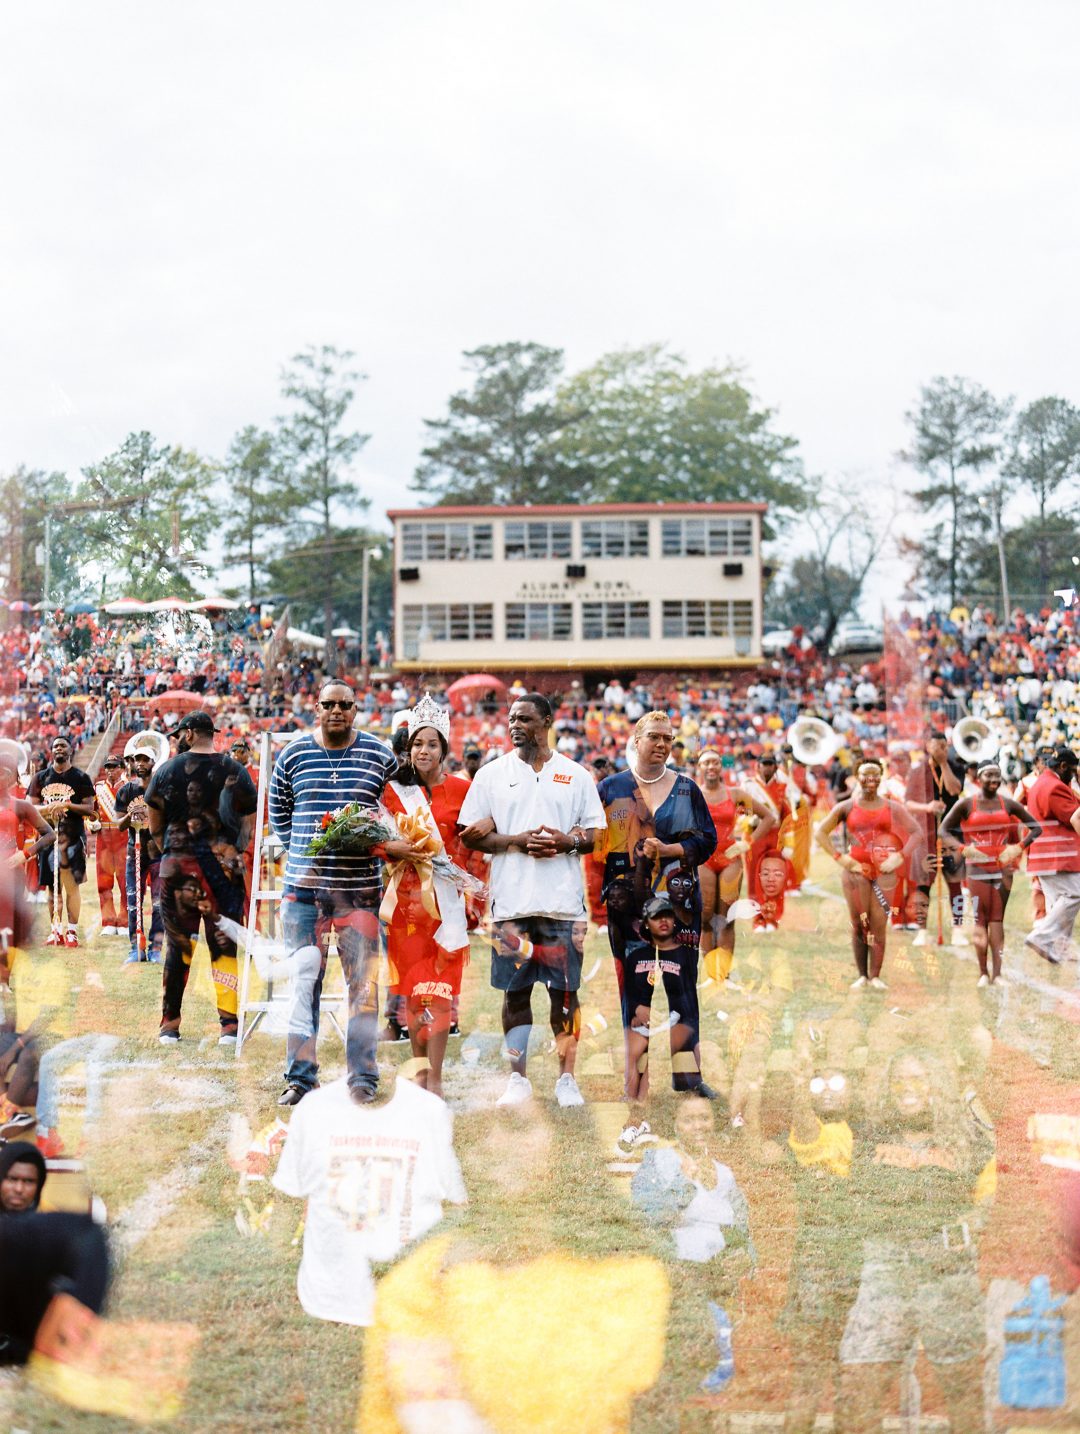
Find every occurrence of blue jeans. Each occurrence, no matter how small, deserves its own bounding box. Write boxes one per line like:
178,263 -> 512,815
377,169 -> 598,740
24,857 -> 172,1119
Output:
125,847 -> 163,950
281,891 -> 380,1095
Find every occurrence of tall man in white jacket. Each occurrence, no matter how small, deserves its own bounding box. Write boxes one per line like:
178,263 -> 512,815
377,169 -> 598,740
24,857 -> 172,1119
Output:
459,692 -> 605,1108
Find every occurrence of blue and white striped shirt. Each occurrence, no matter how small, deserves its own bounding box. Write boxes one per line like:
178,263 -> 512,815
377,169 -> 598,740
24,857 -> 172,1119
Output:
268,733 -> 397,902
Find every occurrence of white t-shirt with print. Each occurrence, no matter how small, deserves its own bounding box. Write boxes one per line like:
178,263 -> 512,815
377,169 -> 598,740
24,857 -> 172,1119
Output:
273,1076 -> 466,1326
457,750 -> 606,921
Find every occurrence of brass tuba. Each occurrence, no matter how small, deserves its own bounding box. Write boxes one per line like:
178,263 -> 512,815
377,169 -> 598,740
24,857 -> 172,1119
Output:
949,716 -> 999,765
786,716 -> 841,766
123,730 -> 171,769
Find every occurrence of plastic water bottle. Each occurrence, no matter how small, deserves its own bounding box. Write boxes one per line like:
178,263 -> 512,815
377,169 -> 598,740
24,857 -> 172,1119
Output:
700,1302 -> 734,1393
1000,1275 -> 1066,1410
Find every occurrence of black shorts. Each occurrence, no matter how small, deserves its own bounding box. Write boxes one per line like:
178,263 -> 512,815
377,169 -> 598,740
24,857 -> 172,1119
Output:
490,916 -> 585,993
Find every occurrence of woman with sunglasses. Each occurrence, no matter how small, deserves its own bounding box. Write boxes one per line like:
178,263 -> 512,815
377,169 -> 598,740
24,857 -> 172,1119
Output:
815,758 -> 922,990
381,695 -> 472,1099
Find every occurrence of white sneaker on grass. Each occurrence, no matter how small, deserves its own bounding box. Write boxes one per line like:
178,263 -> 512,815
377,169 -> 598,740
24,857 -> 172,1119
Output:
869,976 -> 887,991
496,1072 -> 533,1107
554,1073 -> 585,1107
851,975 -> 867,989
615,1119 -> 657,1155
976,974 -> 990,987
912,929 -> 929,947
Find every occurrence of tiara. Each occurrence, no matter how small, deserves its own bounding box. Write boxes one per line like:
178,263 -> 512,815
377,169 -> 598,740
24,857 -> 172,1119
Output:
407,692 -> 451,743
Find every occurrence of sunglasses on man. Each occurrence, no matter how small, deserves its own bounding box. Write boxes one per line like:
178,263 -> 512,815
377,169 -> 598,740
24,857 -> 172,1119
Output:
319,699 -> 355,711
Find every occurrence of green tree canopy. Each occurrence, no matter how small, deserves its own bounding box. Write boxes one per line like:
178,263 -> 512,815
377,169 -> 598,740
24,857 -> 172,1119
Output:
413,342 -> 582,506
901,376 -> 1010,606
74,432 -> 218,601
549,345 -> 810,525
220,426 -> 292,600
0,467 -> 80,605
765,480 -> 889,647
1002,396 -> 1080,595
277,345 -> 370,646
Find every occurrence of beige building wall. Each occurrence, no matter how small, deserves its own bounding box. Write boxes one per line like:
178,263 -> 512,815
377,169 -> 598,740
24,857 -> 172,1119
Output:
389,503 -> 764,671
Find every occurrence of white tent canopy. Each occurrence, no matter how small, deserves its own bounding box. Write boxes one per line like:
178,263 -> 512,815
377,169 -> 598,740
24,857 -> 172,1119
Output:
286,626 -> 326,650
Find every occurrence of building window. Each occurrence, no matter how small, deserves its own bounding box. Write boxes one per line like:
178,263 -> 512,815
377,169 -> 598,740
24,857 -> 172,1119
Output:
662,599 -> 754,638
580,518 -> 649,558
402,604 -> 494,649
504,520 -> 572,560
400,522 -> 493,562
505,602 -> 574,641
660,516 -> 754,557
581,601 -> 650,640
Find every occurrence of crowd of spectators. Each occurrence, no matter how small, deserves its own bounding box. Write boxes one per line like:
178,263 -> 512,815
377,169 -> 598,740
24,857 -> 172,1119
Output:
0,597 -> 1076,779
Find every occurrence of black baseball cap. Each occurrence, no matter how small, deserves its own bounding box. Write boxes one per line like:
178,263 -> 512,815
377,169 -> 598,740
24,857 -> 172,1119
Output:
463,743 -> 482,756
1051,745 -> 1079,770
102,756 -> 121,768
175,711 -> 216,735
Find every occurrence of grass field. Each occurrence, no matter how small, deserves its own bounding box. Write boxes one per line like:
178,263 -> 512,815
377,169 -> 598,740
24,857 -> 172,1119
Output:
7,855 -> 1080,1433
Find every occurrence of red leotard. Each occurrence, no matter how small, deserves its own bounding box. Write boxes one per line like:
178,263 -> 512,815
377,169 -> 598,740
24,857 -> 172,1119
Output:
960,797 -> 1018,874
705,791 -> 739,872
846,802 -> 895,871
0,801 -> 18,857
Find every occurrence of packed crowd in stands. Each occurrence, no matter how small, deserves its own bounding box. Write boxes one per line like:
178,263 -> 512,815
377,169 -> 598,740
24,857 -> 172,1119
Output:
1,598 -> 1078,776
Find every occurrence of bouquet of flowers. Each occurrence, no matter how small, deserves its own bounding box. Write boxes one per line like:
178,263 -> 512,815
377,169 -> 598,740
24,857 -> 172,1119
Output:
305,803 -> 392,857
388,808 -> 487,896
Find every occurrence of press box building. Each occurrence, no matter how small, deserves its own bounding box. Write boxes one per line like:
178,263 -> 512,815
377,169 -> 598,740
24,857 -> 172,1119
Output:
388,501 -> 765,674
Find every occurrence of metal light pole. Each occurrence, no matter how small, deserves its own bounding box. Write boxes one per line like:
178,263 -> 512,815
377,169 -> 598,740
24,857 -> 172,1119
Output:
360,545 -> 383,678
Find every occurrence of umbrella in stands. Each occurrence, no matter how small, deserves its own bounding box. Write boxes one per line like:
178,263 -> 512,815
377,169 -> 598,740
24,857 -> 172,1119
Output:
8,601 -> 31,612
144,690 -> 217,715
104,597 -> 152,616
444,674 -> 508,712
65,600 -> 97,614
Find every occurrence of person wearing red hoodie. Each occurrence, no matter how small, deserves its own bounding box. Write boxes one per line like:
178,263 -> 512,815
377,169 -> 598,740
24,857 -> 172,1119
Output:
1024,746 -> 1080,964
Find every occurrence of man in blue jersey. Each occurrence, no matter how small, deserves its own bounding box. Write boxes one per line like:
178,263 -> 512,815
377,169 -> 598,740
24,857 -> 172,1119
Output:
269,679 -> 405,1107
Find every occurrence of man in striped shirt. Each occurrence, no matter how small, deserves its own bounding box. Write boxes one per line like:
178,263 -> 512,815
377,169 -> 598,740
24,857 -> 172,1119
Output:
269,680 -> 402,1106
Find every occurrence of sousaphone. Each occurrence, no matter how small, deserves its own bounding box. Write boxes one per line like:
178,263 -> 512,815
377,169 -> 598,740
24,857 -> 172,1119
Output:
786,716 -> 841,767
123,730 -> 171,769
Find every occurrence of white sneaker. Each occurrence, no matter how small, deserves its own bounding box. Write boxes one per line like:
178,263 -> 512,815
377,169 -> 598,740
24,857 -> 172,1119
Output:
496,1072 -> 533,1107
869,976 -> 887,991
912,930 -> 929,947
976,974 -> 990,988
554,1073 -> 585,1107
950,928 -> 970,947
218,1033 -> 238,1048
993,972 -> 1009,986
615,1119 -> 657,1155
851,975 -> 868,989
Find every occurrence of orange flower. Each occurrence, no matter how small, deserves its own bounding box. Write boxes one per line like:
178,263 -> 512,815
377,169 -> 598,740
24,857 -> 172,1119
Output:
321,812 -> 333,830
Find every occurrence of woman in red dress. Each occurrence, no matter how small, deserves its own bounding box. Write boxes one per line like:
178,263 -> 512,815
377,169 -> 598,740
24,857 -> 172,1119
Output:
815,758 -> 922,991
381,697 -> 472,1098
940,760 -> 1041,985
694,749 -> 775,972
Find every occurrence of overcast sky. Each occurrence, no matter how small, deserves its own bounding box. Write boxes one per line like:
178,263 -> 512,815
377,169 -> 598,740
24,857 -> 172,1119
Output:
3,2 -> 1078,608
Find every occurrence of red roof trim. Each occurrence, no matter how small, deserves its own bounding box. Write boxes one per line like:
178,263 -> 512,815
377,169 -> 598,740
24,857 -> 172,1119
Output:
387,502 -> 767,519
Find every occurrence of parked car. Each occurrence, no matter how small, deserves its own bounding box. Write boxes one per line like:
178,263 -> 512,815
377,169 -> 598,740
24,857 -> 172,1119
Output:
761,627 -> 796,655
830,622 -> 884,656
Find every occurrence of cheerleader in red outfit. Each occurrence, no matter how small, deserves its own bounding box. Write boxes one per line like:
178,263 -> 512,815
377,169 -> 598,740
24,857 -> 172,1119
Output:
941,760 -> 1041,985
815,758 -> 922,990
381,695 -> 472,1099
747,751 -> 795,931
695,750 -> 776,967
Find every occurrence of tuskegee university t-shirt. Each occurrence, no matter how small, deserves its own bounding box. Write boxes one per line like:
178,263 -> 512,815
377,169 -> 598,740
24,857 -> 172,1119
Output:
272,1076 -> 466,1327
457,749 -> 606,921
